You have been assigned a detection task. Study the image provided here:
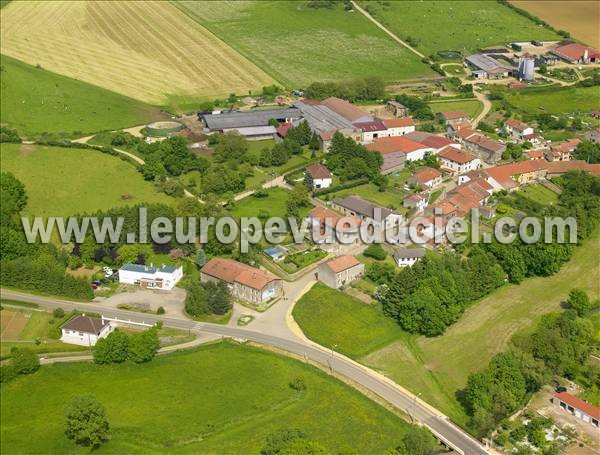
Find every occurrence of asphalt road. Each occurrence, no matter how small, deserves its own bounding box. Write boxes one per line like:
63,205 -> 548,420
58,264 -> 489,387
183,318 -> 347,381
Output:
1,289 -> 489,455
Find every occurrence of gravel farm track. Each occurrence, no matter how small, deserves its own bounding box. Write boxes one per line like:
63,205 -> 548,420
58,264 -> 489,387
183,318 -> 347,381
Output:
0,1 -> 275,104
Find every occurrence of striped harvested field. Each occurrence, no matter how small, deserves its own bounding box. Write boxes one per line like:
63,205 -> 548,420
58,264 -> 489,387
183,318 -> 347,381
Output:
1,310 -> 29,341
0,1 -> 276,105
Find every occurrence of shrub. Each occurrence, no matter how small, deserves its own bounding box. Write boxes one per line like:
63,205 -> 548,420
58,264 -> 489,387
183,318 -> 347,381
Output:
11,348 -> 40,375
93,330 -> 129,364
289,376 -> 306,391
363,243 -> 386,260
156,306 -> 165,315
53,307 -> 65,318
0,364 -> 18,383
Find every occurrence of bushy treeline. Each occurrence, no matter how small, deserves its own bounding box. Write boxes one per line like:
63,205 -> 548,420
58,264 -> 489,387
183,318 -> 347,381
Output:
0,172 -> 93,300
0,348 -> 40,383
0,126 -> 21,143
185,280 -> 232,317
140,136 -> 209,180
94,327 -> 159,364
381,249 -> 505,336
304,76 -> 385,101
463,310 -> 595,437
327,131 -> 383,182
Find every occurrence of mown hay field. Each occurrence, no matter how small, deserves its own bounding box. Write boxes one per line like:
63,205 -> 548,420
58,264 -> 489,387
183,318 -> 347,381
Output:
0,1 -> 275,106
512,1 -> 600,48
175,1 -> 434,86
358,0 -> 561,56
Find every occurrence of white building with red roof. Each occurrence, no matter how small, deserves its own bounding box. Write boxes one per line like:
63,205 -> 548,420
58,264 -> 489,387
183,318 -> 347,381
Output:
305,163 -> 332,189
354,120 -> 389,143
383,117 -> 415,136
503,119 -> 534,141
408,167 -> 443,189
438,146 -> 480,175
551,42 -> 600,64
553,392 -> 600,428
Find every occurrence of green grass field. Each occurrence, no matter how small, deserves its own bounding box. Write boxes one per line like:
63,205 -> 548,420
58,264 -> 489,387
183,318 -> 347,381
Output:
292,283 -> 403,358
505,85 -> 600,114
518,184 -> 559,206
361,229 -> 600,425
175,1 -> 433,86
0,143 -> 172,217
1,342 -> 413,454
428,99 -> 483,118
0,55 -> 164,136
231,187 -> 311,219
359,0 -> 560,56
322,183 -> 407,211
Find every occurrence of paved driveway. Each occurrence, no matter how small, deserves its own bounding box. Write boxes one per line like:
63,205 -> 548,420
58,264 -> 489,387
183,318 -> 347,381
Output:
95,287 -> 187,318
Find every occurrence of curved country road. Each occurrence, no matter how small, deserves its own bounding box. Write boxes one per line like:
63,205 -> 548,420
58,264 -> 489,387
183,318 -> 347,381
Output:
1,289 -> 488,454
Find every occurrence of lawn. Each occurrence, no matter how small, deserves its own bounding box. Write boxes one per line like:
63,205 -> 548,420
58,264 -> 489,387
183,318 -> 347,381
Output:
321,183 -> 407,211
293,283 -> 403,358
231,187 -> 311,219
0,143 -> 172,217
505,85 -> 600,114
427,99 -> 483,119
518,184 -> 559,206
361,229 -> 600,425
358,0 -> 560,56
443,64 -> 467,76
0,55 -> 165,136
0,2 -> 274,106
0,307 -> 87,359
1,341 -> 413,454
175,1 -> 433,86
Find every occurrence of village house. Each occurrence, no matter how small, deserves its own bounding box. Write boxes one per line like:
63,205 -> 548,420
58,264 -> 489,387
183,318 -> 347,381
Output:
403,193 -> 428,211
201,258 -> 282,305
318,255 -> 364,289
463,133 -> 506,164
119,264 -> 183,290
527,149 -> 545,161
436,110 -> 469,125
393,248 -> 425,268
354,120 -> 389,143
438,146 -> 480,175
408,167 -> 443,189
306,206 -> 360,251
386,100 -> 408,117
367,135 -> 434,165
584,128 -> 600,144
553,392 -> 600,428
503,119 -> 534,141
331,195 -> 402,232
60,315 -> 113,347
551,42 -> 600,64
305,163 -> 332,189
447,120 -> 472,138
546,138 -> 581,161
455,127 -> 479,143
404,131 -> 459,153
382,117 -> 415,136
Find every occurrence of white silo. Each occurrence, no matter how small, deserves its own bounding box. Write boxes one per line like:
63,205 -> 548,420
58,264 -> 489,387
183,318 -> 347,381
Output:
518,54 -> 535,81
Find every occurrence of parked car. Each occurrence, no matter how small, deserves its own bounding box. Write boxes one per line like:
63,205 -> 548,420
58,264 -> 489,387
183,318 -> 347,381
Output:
91,283 -> 99,290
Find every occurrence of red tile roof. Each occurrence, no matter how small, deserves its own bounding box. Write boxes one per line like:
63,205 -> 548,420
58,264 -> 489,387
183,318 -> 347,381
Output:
202,258 -> 279,290
322,97 -> 370,122
438,146 -> 477,164
456,128 -> 478,140
552,43 -> 600,62
527,149 -> 544,159
277,123 -> 293,137
324,255 -> 361,273
448,120 -> 472,131
413,167 -> 441,183
554,392 -> 600,420
419,135 -> 454,149
366,136 -> 425,155
465,134 -> 505,152
383,117 -> 414,128
438,110 -> 468,120
505,118 -> 530,132
306,163 -> 332,180
319,130 -> 334,141
309,207 -> 360,232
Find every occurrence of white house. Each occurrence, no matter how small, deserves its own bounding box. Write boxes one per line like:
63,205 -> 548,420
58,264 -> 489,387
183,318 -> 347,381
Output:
393,248 -> 426,267
305,163 -> 332,189
60,316 -> 112,346
504,119 -> 534,141
119,264 -> 183,290
438,146 -> 481,175
408,167 -> 443,189
403,193 -> 428,211
383,117 -> 415,136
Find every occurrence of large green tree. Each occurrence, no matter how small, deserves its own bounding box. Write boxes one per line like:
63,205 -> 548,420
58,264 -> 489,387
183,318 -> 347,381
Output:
65,395 -> 109,448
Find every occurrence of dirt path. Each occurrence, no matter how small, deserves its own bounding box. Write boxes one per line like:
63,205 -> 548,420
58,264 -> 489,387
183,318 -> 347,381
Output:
351,1 -> 426,59
472,89 -> 492,127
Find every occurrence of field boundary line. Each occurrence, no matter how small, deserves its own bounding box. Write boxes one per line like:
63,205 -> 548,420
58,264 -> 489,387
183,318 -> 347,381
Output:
350,1 -> 426,59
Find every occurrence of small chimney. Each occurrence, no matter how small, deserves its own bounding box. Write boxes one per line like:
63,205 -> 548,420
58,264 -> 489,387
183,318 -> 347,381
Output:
584,49 -> 589,61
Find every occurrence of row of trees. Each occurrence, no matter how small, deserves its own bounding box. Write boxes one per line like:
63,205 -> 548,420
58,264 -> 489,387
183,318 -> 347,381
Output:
304,76 -> 385,102
94,328 -> 160,364
464,310 -> 595,437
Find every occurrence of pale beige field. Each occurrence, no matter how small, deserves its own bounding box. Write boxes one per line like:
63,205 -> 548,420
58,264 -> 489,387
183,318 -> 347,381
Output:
0,1 -> 276,105
512,1 -> 600,48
